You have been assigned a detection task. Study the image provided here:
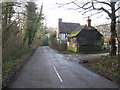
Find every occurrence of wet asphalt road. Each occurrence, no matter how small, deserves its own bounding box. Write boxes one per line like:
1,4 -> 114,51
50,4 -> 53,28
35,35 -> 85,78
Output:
9,46 -> 118,88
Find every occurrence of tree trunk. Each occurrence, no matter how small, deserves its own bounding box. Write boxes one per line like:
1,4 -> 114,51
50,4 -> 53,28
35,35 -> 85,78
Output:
109,19 -> 117,56
109,2 -> 117,56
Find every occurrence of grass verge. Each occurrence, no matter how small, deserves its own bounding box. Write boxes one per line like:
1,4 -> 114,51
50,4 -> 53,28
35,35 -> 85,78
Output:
2,48 -> 36,88
81,55 -> 120,84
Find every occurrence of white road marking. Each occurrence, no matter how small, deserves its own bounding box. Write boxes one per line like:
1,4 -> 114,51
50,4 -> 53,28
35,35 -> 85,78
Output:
60,86 -> 64,88
53,66 -> 63,82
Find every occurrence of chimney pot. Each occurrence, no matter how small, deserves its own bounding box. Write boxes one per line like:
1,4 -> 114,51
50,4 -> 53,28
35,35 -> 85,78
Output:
59,18 -> 62,23
87,17 -> 91,27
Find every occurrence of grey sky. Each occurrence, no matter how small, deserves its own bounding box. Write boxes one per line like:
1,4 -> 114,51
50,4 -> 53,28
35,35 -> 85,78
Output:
36,0 -> 111,28
2,0 -> 119,28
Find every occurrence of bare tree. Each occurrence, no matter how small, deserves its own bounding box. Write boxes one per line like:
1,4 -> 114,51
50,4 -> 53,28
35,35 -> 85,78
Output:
57,0 -> 120,56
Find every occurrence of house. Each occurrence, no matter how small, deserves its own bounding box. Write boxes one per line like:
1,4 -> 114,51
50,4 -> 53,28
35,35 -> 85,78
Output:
57,18 -> 80,40
67,18 -> 104,53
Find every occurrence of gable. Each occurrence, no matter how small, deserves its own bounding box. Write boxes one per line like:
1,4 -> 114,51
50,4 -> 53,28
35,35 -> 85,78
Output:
77,29 -> 103,45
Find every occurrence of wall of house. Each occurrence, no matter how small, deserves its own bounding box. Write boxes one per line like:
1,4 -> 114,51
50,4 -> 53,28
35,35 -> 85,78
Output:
68,37 -> 78,52
59,33 -> 69,40
78,38 -> 104,53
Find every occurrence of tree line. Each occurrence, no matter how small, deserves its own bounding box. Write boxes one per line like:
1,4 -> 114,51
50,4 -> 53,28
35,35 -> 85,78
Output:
2,1 -> 48,62
2,1 -> 51,87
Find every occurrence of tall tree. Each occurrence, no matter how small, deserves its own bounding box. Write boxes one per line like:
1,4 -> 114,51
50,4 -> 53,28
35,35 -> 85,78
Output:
23,2 -> 44,47
57,0 -> 120,56
2,2 -> 26,62
2,2 -> 16,48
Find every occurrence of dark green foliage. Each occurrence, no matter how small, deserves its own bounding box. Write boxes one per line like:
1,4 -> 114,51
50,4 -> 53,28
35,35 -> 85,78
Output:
23,2 -> 44,47
2,2 -> 16,48
41,37 -> 49,46
49,33 -> 57,46
23,2 -> 37,46
2,1 -> 45,87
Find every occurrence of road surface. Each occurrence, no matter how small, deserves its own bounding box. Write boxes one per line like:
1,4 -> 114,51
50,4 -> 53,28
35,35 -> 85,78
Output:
9,46 -> 118,88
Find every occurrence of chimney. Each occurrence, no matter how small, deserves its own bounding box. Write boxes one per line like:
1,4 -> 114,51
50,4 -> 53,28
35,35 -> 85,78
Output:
87,17 -> 91,27
59,18 -> 62,23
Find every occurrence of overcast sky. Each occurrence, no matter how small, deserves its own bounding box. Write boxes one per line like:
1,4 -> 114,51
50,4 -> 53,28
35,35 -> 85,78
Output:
35,0 -> 112,28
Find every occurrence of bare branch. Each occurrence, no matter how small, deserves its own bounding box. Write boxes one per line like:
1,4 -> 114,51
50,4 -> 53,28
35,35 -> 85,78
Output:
118,20 -> 120,23
73,2 -> 93,10
96,14 -> 104,18
90,11 -> 103,17
92,1 -> 111,17
56,0 -> 78,8
93,0 -> 111,7
82,9 -> 94,15
67,7 -> 81,10
115,6 -> 120,12
82,10 -> 103,19
116,15 -> 120,18
100,7 -> 111,16
80,2 -> 91,8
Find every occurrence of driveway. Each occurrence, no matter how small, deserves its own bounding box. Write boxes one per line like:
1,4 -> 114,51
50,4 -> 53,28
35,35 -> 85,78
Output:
64,53 -> 109,63
9,46 -> 118,88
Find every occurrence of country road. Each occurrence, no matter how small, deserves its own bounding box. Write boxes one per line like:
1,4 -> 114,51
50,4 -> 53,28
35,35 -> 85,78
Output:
9,46 -> 118,88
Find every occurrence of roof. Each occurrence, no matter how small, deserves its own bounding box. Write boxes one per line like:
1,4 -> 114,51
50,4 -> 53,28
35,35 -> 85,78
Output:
67,26 -> 103,38
67,27 -> 82,38
68,26 -> 103,45
68,25 -> 103,45
67,25 -> 96,38
59,22 -> 80,34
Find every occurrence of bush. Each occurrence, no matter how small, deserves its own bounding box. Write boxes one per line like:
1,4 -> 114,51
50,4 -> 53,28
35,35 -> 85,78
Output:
49,33 -> 67,51
41,37 -> 49,46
